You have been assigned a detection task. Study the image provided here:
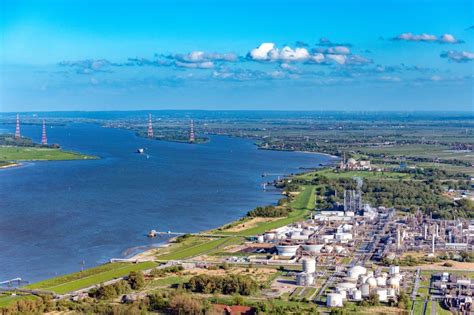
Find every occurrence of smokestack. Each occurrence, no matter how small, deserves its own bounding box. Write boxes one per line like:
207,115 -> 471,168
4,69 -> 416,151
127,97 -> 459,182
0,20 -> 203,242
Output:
432,234 -> 436,254
424,225 -> 428,240
435,224 -> 439,237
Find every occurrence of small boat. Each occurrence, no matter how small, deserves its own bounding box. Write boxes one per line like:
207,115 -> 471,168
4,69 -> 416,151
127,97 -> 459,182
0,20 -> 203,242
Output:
147,230 -> 157,238
136,148 -> 144,154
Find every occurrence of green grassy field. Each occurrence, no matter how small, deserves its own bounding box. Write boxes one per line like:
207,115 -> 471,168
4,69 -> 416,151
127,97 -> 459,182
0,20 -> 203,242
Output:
156,237 -> 242,261
436,301 -> 452,315
0,146 -> 97,161
25,262 -> 157,294
0,294 -> 39,308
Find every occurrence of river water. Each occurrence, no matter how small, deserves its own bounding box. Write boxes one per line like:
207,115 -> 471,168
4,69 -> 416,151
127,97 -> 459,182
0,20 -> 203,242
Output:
0,122 -> 334,282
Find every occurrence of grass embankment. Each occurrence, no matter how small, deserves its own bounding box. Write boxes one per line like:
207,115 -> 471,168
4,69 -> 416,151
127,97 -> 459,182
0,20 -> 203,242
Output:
25,262 -> 157,294
0,294 -> 39,308
0,146 -> 97,161
156,185 -> 316,261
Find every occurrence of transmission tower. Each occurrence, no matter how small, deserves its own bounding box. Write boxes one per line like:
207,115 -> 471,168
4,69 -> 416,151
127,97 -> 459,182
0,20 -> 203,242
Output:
147,113 -> 154,137
189,119 -> 195,143
15,114 -> 21,138
41,119 -> 48,145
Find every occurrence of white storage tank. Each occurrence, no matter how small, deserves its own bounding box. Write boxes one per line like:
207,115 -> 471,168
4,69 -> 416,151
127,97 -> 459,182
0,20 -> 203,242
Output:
387,288 -> 396,297
366,277 -> 377,288
376,289 -> 388,302
326,293 -> 344,307
276,245 -> 299,257
265,233 -> 276,241
257,235 -> 265,243
335,245 -> 345,254
389,265 -> 400,275
376,276 -> 386,286
348,266 -> 367,279
302,244 -> 324,253
361,283 -> 371,297
302,257 -> 316,274
387,277 -> 400,293
296,272 -> 314,286
353,290 -> 362,301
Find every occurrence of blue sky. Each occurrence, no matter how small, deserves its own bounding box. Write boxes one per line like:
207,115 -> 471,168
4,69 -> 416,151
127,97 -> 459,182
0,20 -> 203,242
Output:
1,0 -> 473,111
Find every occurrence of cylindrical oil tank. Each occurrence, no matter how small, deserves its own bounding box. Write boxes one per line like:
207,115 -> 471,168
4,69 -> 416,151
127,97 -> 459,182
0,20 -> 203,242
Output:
326,293 -> 344,307
325,245 -> 334,253
376,276 -> 386,286
302,257 -> 316,274
275,245 -> 299,257
387,288 -> 396,297
366,277 -> 377,288
353,290 -> 362,301
265,233 -> 275,241
361,283 -> 371,297
348,266 -> 367,279
376,289 -> 388,302
302,244 -> 324,253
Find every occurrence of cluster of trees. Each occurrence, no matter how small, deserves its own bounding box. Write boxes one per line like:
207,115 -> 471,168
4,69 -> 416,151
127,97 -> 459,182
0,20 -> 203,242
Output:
247,205 -> 289,218
361,179 -> 473,219
89,279 -> 131,300
439,251 -> 474,263
0,134 -> 57,148
150,265 -> 184,277
186,274 -> 258,296
1,291 -> 211,315
88,271 -> 145,300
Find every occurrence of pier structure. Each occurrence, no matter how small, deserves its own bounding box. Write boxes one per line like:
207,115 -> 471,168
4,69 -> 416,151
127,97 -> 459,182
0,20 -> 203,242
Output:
41,119 -> 48,145
15,114 -> 21,138
189,119 -> 195,143
147,113 -> 154,137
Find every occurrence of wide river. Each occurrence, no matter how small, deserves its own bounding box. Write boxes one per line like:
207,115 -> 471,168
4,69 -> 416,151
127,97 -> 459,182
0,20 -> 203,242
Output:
0,123 -> 334,282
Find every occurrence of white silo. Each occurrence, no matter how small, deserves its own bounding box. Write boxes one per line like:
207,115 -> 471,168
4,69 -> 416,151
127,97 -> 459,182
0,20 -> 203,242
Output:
302,257 -> 316,274
326,293 -> 344,307
376,289 -> 388,302
305,273 -> 315,286
257,235 -> 265,243
387,288 -> 396,297
361,283 -> 371,297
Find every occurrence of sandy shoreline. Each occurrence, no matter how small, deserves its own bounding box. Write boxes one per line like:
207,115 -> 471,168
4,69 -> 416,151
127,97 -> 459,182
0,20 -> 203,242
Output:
0,162 -> 20,169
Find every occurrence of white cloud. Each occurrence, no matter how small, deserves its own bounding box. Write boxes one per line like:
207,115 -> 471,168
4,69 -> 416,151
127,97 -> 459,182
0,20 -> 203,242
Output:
248,43 -> 310,62
393,33 -> 463,44
247,43 -> 369,66
440,50 -> 474,62
175,61 -> 214,69
249,43 -> 276,60
323,46 -> 351,55
172,51 -> 237,62
326,54 -> 346,65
